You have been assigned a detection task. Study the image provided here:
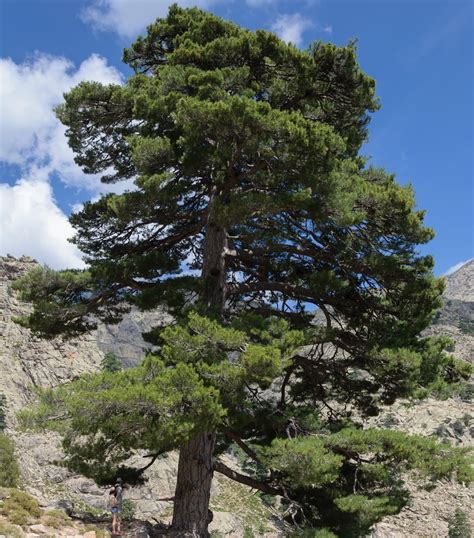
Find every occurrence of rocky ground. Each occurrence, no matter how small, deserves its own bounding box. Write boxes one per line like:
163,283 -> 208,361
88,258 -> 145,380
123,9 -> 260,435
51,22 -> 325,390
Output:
0,255 -> 473,537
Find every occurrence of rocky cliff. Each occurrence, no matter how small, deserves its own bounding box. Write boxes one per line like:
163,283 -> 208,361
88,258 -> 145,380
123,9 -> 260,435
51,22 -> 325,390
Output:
1,255 -> 472,537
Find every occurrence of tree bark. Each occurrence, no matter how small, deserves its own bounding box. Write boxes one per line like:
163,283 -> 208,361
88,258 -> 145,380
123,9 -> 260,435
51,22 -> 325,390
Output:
171,202 -> 227,536
171,431 -> 216,535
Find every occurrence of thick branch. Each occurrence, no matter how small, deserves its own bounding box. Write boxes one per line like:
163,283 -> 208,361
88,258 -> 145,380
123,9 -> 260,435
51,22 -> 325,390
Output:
229,281 -> 322,305
221,427 -> 261,464
214,460 -> 282,496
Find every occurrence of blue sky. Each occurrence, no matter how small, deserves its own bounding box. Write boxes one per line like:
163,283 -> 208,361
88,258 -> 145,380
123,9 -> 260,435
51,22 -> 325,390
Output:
0,0 -> 472,273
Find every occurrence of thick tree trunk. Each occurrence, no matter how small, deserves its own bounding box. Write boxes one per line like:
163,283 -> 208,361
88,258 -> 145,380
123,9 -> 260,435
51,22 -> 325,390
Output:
171,431 -> 216,536
171,205 -> 227,536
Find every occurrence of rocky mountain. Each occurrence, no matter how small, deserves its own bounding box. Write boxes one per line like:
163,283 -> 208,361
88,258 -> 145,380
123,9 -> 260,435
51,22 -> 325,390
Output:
0,255 -> 472,537
427,259 -> 474,363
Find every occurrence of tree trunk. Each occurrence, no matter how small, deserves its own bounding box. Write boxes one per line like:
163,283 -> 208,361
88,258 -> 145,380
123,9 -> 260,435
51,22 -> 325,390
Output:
171,431 -> 216,536
171,204 -> 227,535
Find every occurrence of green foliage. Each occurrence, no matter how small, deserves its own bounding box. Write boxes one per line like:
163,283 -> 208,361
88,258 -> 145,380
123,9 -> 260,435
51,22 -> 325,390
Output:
0,434 -> 20,487
42,508 -> 71,528
19,347 -> 225,484
263,437 -> 343,488
0,522 -> 24,538
100,351 -> 122,373
448,508 -> 472,538
8,508 -> 30,526
291,529 -> 337,538
121,498 -> 135,521
0,393 -> 7,432
459,319 -> 474,336
0,489 -> 41,526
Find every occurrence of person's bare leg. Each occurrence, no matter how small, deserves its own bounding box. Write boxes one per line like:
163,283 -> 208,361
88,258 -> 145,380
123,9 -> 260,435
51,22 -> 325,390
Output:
112,512 -> 117,534
117,513 -> 121,533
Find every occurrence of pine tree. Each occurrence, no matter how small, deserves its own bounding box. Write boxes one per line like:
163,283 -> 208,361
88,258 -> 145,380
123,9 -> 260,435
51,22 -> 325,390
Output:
15,6 -> 472,535
100,351 -> 122,373
0,433 -> 20,487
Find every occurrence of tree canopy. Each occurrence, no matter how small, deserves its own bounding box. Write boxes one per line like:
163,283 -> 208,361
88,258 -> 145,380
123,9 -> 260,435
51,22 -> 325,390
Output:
15,5 -> 472,535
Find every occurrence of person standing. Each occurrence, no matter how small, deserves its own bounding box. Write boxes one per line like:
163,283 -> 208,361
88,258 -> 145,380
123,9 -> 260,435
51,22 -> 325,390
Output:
113,477 -> 123,535
108,488 -> 119,535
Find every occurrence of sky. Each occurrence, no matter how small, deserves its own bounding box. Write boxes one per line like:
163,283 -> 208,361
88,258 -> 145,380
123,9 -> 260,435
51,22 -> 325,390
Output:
0,0 -> 472,274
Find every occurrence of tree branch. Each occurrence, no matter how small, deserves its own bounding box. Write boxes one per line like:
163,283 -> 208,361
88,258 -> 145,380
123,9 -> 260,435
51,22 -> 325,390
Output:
213,460 -> 282,496
221,426 -> 261,464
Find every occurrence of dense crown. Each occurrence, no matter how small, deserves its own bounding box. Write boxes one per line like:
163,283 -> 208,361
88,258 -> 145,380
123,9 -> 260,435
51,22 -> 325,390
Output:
16,6 -> 472,534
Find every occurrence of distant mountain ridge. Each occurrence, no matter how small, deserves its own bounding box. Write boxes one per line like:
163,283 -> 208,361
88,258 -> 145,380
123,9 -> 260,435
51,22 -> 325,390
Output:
444,259 -> 474,302
429,258 -> 474,363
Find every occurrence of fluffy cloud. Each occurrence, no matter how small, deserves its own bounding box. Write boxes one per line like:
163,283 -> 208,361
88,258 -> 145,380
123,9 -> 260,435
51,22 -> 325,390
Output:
0,53 -> 125,267
0,174 -> 85,269
270,13 -> 313,47
82,0 -> 221,38
0,53 -> 123,191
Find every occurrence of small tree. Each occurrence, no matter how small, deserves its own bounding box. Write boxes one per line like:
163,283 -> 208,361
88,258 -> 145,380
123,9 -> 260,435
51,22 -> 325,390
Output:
448,509 -> 472,538
0,393 -> 7,432
100,352 -> 122,373
15,6 -> 472,535
0,433 -> 20,487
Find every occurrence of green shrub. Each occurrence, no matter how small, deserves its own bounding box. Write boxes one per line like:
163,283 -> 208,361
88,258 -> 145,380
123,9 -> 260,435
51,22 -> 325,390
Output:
1,489 -> 42,521
121,498 -> 135,521
448,508 -> 472,538
43,508 -> 70,528
101,351 -> 122,372
0,522 -> 24,537
8,508 -> 30,526
0,433 -> 20,487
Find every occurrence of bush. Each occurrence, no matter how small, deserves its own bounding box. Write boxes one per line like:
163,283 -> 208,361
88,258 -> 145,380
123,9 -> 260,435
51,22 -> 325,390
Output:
0,434 -> 20,487
43,508 -> 70,528
8,508 -> 30,526
121,498 -> 135,521
101,352 -> 122,372
0,522 -> 24,538
448,508 -> 472,538
1,489 -> 42,522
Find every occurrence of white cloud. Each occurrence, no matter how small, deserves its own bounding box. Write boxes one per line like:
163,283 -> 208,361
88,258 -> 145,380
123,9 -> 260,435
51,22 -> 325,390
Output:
0,53 -> 123,193
0,174 -> 85,269
82,0 -> 221,39
0,52 -> 129,268
270,13 -> 313,47
444,258 -> 473,276
323,25 -> 332,35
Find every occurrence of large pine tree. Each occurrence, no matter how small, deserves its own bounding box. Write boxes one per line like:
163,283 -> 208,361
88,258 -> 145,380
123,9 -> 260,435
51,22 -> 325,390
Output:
16,6 -> 471,536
